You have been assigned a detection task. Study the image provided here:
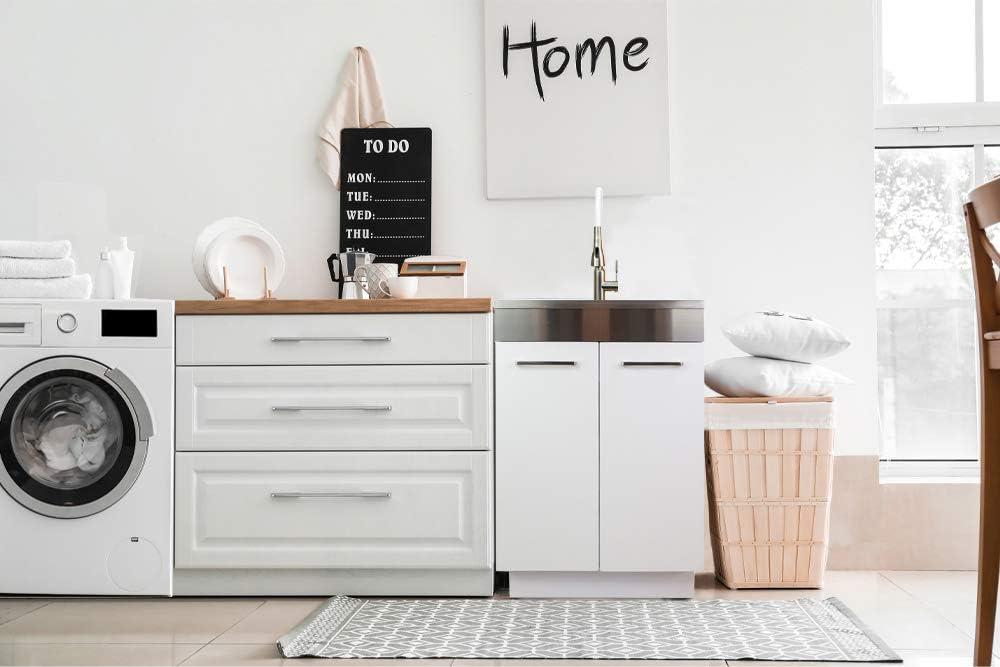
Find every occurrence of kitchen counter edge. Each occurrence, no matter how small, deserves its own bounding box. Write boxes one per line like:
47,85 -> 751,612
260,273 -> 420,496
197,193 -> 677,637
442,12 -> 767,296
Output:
174,298 -> 493,315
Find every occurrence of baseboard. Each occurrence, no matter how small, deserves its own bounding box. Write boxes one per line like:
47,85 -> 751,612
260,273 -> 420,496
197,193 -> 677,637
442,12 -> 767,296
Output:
508,571 -> 694,598
826,455 -> 978,570
173,568 -> 494,597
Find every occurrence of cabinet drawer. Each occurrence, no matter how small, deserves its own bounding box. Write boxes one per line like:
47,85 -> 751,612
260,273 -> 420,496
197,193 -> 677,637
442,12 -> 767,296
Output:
175,451 -> 492,569
176,313 -> 490,365
176,365 -> 491,451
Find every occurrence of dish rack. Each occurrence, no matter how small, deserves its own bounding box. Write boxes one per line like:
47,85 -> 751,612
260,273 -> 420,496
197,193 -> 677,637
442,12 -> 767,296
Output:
218,265 -> 275,301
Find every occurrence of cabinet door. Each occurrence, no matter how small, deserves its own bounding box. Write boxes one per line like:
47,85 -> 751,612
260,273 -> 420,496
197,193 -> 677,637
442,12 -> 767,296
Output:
599,342 -> 704,572
496,342 -> 599,572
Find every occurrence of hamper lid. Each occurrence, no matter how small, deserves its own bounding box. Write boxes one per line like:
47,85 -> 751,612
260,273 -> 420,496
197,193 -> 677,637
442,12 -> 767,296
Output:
705,396 -> 834,430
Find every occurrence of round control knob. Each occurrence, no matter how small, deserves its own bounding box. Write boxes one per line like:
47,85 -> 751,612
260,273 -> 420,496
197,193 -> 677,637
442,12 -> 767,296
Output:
56,312 -> 77,333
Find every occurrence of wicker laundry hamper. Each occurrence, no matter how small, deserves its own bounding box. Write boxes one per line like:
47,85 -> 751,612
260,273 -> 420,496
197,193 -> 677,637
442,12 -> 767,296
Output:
705,396 -> 835,589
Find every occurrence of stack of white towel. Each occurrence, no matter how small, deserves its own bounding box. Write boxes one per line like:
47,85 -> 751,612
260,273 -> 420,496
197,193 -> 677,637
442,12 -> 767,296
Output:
0,241 -> 93,299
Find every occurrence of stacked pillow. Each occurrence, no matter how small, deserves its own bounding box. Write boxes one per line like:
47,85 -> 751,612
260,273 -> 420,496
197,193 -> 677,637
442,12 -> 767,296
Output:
705,311 -> 851,398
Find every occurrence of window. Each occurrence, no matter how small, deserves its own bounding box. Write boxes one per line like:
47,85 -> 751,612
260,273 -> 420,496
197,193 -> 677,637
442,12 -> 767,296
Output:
988,0 -> 1000,101
875,0 -> 1000,462
875,148 -> 977,460
881,0 -> 975,104
988,145 -> 1000,178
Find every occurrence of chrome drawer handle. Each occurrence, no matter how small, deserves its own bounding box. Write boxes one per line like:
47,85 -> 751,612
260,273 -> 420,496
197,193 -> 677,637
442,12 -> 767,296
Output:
272,405 -> 392,412
516,361 -> 577,366
0,322 -> 27,334
270,336 -> 390,343
622,361 -> 683,367
270,491 -> 392,499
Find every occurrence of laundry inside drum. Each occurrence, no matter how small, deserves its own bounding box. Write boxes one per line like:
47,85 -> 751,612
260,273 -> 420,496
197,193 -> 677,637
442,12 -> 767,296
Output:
10,377 -> 124,490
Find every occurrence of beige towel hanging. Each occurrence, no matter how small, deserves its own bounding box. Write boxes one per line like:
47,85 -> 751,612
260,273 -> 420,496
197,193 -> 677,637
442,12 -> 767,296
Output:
318,46 -> 392,190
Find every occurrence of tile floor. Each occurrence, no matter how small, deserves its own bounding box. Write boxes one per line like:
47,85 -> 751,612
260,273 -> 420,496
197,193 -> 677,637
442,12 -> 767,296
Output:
0,571 -> 991,666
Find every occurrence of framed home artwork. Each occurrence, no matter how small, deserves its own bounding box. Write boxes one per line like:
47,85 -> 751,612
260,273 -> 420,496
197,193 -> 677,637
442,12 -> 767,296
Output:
484,0 -> 670,199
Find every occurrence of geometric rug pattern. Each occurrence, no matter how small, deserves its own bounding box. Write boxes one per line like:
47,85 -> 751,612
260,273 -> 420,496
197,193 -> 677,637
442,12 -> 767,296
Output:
278,596 -> 900,662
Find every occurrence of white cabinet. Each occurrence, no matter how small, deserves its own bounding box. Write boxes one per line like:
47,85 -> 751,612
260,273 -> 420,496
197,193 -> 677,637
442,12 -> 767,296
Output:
173,311 -> 494,596
175,451 -> 491,570
599,343 -> 704,572
495,340 -> 704,597
495,343 -> 599,572
176,365 -> 490,452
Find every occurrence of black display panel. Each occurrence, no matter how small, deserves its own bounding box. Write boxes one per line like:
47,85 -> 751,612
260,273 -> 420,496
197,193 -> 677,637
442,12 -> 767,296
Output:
339,127 -> 432,266
101,309 -> 157,338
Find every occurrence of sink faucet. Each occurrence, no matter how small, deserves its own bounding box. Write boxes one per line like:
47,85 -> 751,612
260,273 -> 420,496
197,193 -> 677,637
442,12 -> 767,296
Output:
591,186 -> 619,300
591,226 -> 619,300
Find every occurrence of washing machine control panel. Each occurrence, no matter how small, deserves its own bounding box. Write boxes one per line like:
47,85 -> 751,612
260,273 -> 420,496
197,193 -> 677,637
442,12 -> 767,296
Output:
100,309 -> 158,338
35,301 -> 174,348
56,312 -> 78,333
43,307 -> 97,343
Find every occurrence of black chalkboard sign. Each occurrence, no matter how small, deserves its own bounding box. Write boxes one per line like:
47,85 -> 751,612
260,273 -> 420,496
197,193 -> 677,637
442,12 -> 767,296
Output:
339,127 -> 432,266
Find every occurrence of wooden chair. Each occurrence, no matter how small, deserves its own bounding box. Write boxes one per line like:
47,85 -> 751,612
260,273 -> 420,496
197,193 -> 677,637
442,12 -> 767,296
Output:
966,175 -> 1000,666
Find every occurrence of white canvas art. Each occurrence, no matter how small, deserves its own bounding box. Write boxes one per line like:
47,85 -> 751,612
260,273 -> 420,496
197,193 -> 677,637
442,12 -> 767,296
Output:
484,0 -> 669,199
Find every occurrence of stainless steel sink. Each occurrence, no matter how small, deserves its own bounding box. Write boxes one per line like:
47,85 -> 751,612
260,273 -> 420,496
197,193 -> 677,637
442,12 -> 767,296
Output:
493,299 -> 704,343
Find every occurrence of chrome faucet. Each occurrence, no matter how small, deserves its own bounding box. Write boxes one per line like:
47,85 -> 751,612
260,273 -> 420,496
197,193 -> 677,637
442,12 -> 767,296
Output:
591,226 -> 619,300
591,187 -> 619,300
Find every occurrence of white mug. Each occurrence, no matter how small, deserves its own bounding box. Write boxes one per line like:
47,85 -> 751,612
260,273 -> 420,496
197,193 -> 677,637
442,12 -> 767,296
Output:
387,276 -> 419,299
353,263 -> 398,299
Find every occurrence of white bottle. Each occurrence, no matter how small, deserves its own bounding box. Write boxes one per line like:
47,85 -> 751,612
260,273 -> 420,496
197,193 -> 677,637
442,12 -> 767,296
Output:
94,248 -> 115,299
109,236 -> 135,300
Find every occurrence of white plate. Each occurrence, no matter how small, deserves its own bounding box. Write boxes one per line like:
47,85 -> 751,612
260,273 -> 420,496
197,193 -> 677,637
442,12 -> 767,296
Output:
192,217 -> 263,297
205,226 -> 285,299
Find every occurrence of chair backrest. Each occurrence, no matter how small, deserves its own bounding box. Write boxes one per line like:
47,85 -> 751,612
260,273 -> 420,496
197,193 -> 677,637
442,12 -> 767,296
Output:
965,176 -> 1000,337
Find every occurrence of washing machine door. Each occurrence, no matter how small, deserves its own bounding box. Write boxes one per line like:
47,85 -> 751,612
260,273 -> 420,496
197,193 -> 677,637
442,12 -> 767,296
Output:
0,356 -> 153,519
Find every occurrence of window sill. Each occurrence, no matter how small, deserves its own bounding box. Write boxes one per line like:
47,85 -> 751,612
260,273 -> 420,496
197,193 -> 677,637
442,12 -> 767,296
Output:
875,102 -> 1000,129
879,460 -> 980,485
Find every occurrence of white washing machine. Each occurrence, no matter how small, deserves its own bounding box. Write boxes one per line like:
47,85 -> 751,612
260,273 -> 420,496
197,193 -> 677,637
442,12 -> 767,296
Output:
0,299 -> 173,595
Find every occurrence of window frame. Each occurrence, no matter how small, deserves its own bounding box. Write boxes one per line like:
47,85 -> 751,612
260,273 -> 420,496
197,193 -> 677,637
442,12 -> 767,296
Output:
875,0 -> 1000,179
876,0 -> 1000,119
874,0 -> 1000,468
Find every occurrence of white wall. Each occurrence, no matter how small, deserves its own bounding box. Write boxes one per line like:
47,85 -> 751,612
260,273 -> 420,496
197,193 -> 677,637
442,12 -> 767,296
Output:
0,0 -> 877,454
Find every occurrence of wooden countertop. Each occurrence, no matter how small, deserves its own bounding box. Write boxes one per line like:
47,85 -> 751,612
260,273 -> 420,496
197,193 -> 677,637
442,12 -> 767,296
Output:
174,298 -> 492,315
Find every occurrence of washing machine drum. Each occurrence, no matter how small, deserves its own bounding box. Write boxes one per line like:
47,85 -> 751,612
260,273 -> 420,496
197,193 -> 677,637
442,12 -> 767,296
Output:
0,357 -> 150,519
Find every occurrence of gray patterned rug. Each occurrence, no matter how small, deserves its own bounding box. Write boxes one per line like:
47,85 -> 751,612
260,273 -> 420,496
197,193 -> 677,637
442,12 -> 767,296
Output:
277,596 -> 900,662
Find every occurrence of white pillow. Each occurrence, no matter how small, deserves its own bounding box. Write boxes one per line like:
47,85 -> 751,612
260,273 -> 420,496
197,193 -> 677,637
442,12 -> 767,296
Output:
723,311 -> 850,363
704,356 -> 851,398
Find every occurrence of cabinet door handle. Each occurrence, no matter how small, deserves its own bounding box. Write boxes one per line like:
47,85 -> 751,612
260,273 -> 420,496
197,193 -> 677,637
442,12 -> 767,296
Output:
270,336 -> 391,343
0,322 -> 27,334
622,361 -> 684,367
270,491 -> 392,499
516,361 -> 577,366
271,405 -> 392,412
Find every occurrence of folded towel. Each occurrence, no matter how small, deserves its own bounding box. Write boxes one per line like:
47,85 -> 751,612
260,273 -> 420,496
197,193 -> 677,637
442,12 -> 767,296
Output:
318,46 -> 392,190
0,274 -> 92,299
0,240 -> 71,259
0,257 -> 75,279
